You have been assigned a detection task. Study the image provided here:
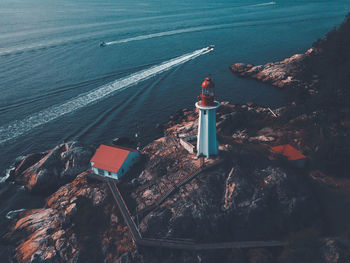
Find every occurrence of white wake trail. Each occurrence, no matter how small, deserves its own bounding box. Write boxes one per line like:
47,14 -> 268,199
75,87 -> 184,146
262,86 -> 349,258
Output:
249,2 -> 276,7
0,47 -> 212,145
106,27 -> 212,45
0,2 -> 276,41
106,24 -> 235,46
106,3 -> 277,47
0,28 -> 123,56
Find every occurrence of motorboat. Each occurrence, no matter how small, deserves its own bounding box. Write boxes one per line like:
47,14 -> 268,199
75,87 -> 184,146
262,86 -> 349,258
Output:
208,45 -> 215,50
99,41 -> 107,47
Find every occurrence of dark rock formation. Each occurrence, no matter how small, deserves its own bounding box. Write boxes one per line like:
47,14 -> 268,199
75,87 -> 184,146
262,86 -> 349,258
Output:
4,97 -> 350,262
6,172 -> 134,263
8,142 -> 94,193
230,13 -> 350,178
136,151 -> 319,243
230,48 -> 315,89
231,12 -> 350,109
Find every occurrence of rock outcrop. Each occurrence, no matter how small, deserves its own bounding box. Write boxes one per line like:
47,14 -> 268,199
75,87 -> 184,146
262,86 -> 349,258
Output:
4,97 -> 350,262
230,48 -> 317,90
8,142 -> 94,193
135,148 -> 319,243
7,172 -> 134,263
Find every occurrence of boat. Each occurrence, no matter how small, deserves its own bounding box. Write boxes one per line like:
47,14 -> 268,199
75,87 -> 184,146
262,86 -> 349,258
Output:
208,45 -> 215,50
99,41 -> 107,47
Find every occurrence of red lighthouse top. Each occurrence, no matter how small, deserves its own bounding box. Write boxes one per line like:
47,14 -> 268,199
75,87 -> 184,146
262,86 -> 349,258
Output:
199,77 -> 215,106
201,77 -> 215,89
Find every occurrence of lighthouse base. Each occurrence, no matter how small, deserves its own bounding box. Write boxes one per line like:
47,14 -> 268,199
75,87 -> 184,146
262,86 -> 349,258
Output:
195,101 -> 220,159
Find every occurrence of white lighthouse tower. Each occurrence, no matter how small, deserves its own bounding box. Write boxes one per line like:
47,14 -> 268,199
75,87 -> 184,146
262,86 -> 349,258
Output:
196,77 -> 220,159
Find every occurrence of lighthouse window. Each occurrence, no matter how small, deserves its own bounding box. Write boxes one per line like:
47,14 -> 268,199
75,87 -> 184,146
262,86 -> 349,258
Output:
204,110 -> 207,115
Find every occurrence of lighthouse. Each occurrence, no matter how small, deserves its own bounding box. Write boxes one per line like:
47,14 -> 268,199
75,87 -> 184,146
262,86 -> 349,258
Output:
196,77 -> 220,159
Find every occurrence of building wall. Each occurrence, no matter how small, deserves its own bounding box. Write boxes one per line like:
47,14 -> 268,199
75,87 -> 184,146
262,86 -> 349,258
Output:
118,151 -> 140,178
90,151 -> 140,180
197,108 -> 218,158
91,165 -> 119,179
180,138 -> 195,154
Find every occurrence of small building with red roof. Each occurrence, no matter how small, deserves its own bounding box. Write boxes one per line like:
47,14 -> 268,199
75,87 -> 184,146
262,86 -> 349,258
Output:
271,144 -> 307,167
90,144 -> 140,180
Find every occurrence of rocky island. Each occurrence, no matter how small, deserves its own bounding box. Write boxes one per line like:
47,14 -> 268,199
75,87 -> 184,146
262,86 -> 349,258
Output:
2,12 -> 350,263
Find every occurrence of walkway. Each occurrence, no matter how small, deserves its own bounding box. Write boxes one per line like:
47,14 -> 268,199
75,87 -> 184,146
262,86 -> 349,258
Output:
107,169 -> 287,250
136,158 -> 225,219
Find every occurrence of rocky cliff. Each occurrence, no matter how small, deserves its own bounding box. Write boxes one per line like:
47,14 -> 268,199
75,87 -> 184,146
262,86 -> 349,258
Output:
231,12 -> 350,107
7,142 -> 94,193
3,101 -> 350,263
231,12 -> 350,178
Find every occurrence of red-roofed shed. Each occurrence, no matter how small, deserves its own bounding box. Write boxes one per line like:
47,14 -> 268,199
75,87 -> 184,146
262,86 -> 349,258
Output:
90,144 -> 139,179
271,144 -> 307,167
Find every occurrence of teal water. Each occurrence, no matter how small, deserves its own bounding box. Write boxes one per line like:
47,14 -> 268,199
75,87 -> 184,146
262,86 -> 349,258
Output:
1,0 -> 349,171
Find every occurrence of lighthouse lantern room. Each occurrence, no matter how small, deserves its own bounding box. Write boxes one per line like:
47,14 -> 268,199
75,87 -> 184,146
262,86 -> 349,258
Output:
195,77 -> 220,159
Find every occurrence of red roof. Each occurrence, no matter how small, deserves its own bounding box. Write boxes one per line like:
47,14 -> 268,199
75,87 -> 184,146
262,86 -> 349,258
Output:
201,77 -> 215,89
271,144 -> 306,161
90,145 -> 136,173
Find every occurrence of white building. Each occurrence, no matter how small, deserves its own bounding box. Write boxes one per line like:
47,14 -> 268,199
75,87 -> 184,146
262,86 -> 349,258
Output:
90,144 -> 139,180
196,77 -> 220,158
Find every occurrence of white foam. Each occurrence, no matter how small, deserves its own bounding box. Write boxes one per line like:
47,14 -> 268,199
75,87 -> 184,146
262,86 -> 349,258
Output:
249,2 -> 276,7
0,2 -> 275,41
0,28 -> 124,56
105,9 -> 276,47
0,47 -> 212,145
0,173 -> 10,183
106,27 -> 218,45
0,167 -> 14,183
6,208 -> 26,220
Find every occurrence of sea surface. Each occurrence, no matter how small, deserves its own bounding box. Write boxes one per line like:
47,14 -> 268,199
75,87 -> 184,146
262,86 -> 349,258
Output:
0,0 -> 349,259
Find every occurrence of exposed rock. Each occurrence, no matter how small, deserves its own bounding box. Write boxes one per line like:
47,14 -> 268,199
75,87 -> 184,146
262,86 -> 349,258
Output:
3,94 -> 349,262
320,238 -> 350,263
136,143 -> 319,242
6,171 -> 132,263
221,166 -> 319,239
247,248 -> 272,263
9,142 -> 94,193
230,49 -> 314,89
248,135 -> 275,142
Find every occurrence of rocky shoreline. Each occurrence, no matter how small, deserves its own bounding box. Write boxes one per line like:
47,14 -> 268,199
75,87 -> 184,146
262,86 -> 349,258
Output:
2,99 -> 350,262
230,48 -> 318,92
2,11 -> 350,263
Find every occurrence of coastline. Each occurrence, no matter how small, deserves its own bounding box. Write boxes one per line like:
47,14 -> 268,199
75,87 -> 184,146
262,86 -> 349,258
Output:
1,10 -> 350,263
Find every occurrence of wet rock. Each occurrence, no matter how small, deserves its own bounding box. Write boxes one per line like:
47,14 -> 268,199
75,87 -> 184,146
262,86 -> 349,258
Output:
230,49 -> 316,89
248,135 -> 275,142
9,142 -> 94,193
7,172 -> 113,263
320,237 -> 350,263
221,166 -> 319,239
247,248 -> 273,263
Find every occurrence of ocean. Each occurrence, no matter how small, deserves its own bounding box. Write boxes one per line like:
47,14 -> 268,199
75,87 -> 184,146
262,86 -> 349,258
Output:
0,0 -> 349,258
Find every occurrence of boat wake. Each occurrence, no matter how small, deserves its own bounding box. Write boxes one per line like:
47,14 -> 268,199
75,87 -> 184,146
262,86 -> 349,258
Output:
105,18 -> 270,46
249,2 -> 276,7
0,2 -> 276,42
0,47 -> 213,145
105,26 -> 219,46
0,28 -> 123,56
0,2 -> 277,56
